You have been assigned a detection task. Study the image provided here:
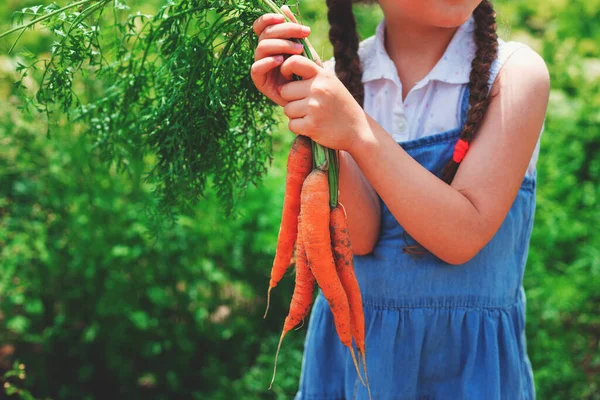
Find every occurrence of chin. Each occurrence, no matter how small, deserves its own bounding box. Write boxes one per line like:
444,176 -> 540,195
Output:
381,0 -> 480,29
431,10 -> 474,28
426,0 -> 480,27
431,0 -> 480,28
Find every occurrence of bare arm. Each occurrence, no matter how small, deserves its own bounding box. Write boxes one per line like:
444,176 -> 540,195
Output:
318,60 -> 381,255
338,150 -> 381,255
347,48 -> 550,265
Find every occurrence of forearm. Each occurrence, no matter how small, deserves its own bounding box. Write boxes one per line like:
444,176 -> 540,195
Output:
337,150 -> 381,255
348,114 -> 487,265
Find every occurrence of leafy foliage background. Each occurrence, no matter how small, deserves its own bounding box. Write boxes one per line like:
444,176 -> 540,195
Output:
0,0 -> 598,399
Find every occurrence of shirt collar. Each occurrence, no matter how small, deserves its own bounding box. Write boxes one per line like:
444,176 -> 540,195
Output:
360,15 -> 476,87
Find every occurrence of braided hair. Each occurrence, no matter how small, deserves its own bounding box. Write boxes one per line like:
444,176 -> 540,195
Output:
326,0 -> 365,106
325,0 -> 499,257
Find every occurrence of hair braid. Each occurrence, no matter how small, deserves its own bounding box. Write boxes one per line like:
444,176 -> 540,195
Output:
403,1 -> 499,257
439,0 -> 499,184
325,0 -> 364,106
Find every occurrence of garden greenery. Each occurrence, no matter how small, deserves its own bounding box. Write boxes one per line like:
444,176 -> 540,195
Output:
0,0 -> 598,399
2,0 -> 297,220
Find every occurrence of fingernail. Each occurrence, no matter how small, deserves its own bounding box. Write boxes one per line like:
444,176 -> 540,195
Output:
301,26 -> 311,35
294,43 -> 304,50
274,55 -> 283,63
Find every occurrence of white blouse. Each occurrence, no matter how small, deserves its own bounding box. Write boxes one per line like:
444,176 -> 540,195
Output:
325,15 -> 542,177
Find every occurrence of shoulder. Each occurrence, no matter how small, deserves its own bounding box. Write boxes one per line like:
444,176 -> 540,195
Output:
499,43 -> 549,89
486,42 -> 549,149
491,41 -> 550,98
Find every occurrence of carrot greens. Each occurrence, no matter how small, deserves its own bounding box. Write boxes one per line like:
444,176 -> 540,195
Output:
1,0 -> 340,221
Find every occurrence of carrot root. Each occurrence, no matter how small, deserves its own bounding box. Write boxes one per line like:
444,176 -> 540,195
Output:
263,286 -> 272,319
360,349 -> 372,400
301,170 -> 352,348
269,331 -> 287,390
349,346 -> 366,387
267,135 -> 313,293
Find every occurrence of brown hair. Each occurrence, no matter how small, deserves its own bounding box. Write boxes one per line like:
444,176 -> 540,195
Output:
326,0 -> 499,258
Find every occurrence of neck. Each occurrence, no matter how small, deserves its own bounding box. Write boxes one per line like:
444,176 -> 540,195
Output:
384,18 -> 458,99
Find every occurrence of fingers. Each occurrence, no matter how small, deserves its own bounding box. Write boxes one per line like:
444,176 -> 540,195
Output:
283,98 -> 309,119
277,6 -> 322,66
253,13 -> 285,37
280,55 -> 321,81
288,117 -> 308,136
253,8 -> 315,69
255,39 -> 305,61
258,22 -> 310,42
251,55 -> 284,79
253,9 -> 310,41
279,80 -> 310,102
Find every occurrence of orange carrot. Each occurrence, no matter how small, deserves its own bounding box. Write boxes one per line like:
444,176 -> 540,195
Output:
330,203 -> 371,396
264,135 -> 313,318
270,213 -> 316,389
300,168 -> 364,384
300,168 -> 352,347
283,214 -> 315,333
330,203 -> 365,351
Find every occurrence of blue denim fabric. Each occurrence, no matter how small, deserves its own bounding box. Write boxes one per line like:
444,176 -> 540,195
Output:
295,87 -> 537,400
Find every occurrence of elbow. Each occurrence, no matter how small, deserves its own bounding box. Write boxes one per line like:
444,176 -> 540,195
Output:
440,213 -> 495,265
443,250 -> 479,266
441,237 -> 489,266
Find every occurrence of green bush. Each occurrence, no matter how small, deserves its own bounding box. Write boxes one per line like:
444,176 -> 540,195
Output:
0,0 -> 598,399
0,105 -> 309,399
497,1 -> 600,398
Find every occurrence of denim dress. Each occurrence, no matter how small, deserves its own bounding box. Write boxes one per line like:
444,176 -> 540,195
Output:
294,86 -> 537,400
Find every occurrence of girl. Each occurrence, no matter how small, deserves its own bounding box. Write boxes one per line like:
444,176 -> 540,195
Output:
252,1 -> 549,399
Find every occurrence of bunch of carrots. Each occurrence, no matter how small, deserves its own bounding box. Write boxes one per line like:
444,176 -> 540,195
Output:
264,135 -> 371,397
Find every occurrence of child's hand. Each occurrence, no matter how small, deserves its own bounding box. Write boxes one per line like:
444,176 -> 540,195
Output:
278,55 -> 369,153
251,6 -> 321,107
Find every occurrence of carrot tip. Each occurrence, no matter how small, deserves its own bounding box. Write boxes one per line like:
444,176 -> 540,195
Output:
360,349 -> 372,400
349,346 -> 366,387
269,332 -> 287,390
294,318 -> 305,331
263,286 -> 272,319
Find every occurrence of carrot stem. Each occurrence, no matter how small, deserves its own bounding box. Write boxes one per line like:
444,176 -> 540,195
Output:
328,148 -> 338,207
317,158 -> 329,173
313,143 -> 327,169
0,0 -> 100,40
259,0 -> 339,207
260,0 -> 313,60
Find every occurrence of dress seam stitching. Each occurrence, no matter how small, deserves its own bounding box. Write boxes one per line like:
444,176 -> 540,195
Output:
362,297 -> 521,311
